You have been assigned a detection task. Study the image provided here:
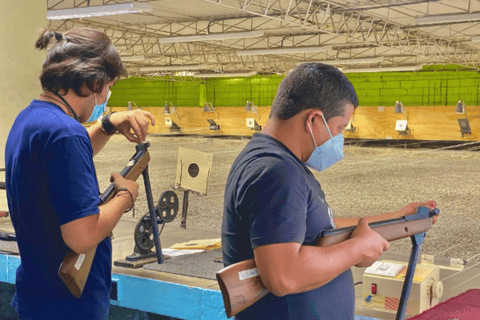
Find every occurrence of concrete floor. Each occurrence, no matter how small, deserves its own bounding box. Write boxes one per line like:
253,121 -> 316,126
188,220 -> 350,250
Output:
1,134 -> 480,319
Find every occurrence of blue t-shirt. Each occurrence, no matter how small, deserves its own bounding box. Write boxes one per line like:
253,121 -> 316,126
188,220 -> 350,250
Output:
5,100 -> 112,320
222,133 -> 354,319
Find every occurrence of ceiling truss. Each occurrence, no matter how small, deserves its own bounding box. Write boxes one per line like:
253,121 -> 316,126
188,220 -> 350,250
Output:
48,0 -> 480,75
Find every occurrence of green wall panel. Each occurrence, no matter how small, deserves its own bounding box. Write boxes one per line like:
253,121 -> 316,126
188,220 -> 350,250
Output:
110,69 -> 480,108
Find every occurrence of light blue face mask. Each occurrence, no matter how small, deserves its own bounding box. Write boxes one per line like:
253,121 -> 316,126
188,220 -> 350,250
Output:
87,90 -> 111,122
305,114 -> 344,172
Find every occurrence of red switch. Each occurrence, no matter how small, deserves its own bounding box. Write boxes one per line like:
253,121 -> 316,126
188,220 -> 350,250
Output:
371,283 -> 377,295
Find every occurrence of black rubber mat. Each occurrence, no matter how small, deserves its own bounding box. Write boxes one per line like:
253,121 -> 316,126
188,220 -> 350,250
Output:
143,248 -> 224,280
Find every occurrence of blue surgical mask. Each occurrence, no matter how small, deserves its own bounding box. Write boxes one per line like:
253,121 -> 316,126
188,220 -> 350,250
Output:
305,114 -> 344,172
87,90 -> 111,122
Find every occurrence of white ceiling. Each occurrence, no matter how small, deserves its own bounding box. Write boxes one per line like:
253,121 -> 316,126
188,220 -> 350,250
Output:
47,0 -> 480,76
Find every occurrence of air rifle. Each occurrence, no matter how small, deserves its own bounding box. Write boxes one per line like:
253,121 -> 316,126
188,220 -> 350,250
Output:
58,142 -> 152,298
216,206 -> 440,318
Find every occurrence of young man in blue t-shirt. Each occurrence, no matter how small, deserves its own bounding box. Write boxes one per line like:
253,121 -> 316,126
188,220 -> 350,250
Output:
5,28 -> 155,319
222,63 -> 437,319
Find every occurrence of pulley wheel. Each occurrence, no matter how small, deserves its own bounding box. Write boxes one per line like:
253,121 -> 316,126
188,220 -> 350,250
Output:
156,190 -> 179,223
134,215 -> 155,254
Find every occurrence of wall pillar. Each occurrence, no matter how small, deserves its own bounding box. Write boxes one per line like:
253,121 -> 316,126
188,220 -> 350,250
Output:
0,1 -> 46,210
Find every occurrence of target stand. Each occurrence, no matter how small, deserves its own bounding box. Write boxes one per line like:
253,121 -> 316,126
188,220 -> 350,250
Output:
114,191 -> 179,269
173,147 -> 213,229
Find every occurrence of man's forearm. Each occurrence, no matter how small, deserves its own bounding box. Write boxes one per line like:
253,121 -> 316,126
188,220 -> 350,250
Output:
254,240 -> 363,296
95,193 -> 132,241
61,194 -> 131,254
88,122 -> 112,156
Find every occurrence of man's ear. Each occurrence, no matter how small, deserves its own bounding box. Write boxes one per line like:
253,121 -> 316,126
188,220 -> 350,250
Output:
305,109 -> 323,132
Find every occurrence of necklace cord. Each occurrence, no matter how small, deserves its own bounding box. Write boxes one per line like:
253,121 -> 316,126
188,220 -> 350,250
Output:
41,91 -> 79,121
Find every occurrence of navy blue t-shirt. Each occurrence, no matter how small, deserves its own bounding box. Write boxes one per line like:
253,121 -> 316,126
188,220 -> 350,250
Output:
5,100 -> 112,319
222,133 -> 354,319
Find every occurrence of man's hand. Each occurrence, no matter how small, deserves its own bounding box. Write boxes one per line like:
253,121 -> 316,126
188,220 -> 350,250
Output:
110,172 -> 139,203
398,200 -> 437,224
351,218 -> 390,268
110,110 -> 155,143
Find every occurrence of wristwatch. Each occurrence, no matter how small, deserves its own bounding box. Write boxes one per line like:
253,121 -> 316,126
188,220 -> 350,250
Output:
98,112 -> 117,135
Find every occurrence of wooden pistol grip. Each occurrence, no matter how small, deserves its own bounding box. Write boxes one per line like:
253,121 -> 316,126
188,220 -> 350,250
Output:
58,151 -> 150,298
316,218 -> 433,247
216,259 -> 270,318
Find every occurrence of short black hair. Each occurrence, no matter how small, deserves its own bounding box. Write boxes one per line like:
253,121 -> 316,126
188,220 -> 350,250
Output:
35,28 -> 128,97
269,63 -> 358,121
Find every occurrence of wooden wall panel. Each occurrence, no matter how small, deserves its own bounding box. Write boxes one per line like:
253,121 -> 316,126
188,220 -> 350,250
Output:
110,106 -> 480,141
110,106 -> 271,137
344,106 -> 480,141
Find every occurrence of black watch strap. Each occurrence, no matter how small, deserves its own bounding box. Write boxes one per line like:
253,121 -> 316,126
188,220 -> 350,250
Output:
101,112 -> 117,135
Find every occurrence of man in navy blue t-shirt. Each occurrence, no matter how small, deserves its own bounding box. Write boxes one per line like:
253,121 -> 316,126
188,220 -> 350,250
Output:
5,28 -> 155,320
222,63 -> 437,319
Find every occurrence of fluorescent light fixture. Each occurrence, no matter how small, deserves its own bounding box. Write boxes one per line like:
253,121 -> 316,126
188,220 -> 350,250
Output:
237,45 -> 333,56
158,31 -> 264,44
139,64 -> 208,72
343,65 -> 423,73
175,71 -> 195,77
296,57 -> 384,66
417,12 -> 480,25
471,36 -> 480,42
47,2 -> 153,20
193,71 -> 257,78
121,55 -> 145,62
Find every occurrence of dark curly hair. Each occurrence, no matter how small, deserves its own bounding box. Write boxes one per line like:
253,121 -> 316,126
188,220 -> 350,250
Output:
35,28 -> 128,97
270,63 -> 358,121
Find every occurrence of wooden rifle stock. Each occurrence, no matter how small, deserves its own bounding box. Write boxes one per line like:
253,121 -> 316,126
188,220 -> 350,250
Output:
216,207 -> 439,318
58,143 -> 150,298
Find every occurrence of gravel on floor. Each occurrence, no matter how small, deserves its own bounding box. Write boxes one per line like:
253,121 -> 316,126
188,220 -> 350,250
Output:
94,135 -> 480,264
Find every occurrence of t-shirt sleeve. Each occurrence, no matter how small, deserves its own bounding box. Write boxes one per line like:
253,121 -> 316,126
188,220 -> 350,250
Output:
46,135 -> 100,225
238,157 -> 309,248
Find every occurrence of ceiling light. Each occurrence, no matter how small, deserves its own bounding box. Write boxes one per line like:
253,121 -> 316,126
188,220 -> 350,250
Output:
237,45 -> 333,56
139,64 -> 208,72
416,12 -> 480,25
193,72 -> 257,78
121,55 -> 145,62
343,65 -> 423,73
157,31 -> 264,44
47,2 -> 153,20
296,57 -> 384,66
